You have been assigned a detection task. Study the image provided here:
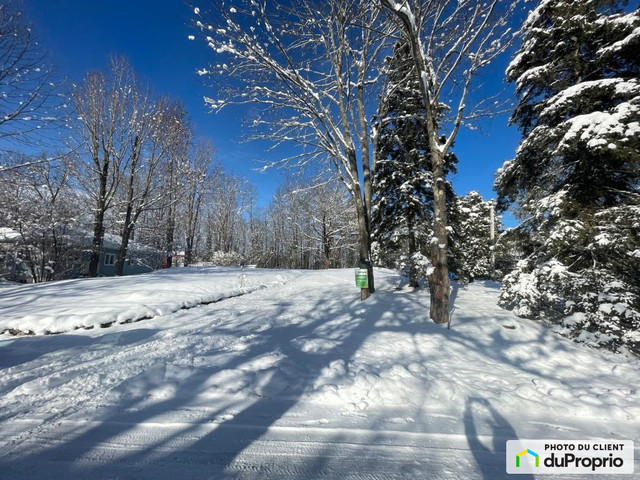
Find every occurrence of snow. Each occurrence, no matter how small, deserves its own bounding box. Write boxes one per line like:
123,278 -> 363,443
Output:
561,102 -> 639,150
0,227 -> 21,242
602,24 -> 640,52
0,268 -> 292,335
542,78 -> 638,119
1,267 -> 639,479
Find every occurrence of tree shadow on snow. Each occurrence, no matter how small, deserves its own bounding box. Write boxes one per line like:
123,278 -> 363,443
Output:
1,279 -> 585,479
1,283 -> 432,479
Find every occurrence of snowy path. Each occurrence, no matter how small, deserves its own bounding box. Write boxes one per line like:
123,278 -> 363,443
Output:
1,268 -> 638,479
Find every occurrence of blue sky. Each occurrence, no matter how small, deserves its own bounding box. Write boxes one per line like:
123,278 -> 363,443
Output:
23,0 -> 522,220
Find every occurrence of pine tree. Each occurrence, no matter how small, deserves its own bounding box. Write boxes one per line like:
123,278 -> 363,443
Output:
454,191 -> 498,281
372,40 -> 457,287
496,0 -> 640,352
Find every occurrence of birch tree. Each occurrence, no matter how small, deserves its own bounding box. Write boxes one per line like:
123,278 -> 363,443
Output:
191,0 -> 390,298
380,0 -> 523,323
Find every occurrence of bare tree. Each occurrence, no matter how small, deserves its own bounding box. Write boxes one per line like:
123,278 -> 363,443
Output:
245,174 -> 357,269
192,0 -> 390,298
114,97 -> 190,275
0,0 -> 64,152
293,178 -> 358,269
183,138 -> 217,266
72,57 -> 136,277
160,103 -> 192,268
112,83 -> 154,276
380,0 -> 522,323
203,168 -> 252,260
0,152 -> 78,282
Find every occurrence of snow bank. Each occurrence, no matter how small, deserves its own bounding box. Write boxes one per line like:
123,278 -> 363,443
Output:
0,267 -> 294,335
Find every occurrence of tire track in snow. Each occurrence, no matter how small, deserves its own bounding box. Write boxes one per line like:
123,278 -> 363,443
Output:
1,418 -> 490,480
0,277 -> 300,456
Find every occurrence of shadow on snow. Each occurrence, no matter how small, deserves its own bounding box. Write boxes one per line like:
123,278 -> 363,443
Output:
0,279 -> 584,479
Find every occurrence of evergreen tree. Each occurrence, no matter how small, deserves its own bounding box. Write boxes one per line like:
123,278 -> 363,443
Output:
496,0 -> 640,352
454,191 -> 497,281
372,41 -> 457,287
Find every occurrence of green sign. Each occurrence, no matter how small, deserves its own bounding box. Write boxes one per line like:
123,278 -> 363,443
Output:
355,268 -> 368,288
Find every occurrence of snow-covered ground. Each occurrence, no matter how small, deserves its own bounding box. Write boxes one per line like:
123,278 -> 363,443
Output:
0,267 -> 294,335
0,267 -> 638,479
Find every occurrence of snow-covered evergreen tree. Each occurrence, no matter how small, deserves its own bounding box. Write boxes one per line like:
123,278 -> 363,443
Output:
372,40 -> 457,287
496,0 -> 640,352
454,191 -> 498,281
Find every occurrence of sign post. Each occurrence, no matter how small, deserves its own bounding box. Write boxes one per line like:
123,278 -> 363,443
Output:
355,259 -> 371,300
355,268 -> 368,288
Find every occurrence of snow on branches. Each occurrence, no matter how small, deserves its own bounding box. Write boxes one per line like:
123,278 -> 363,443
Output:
497,0 -> 640,354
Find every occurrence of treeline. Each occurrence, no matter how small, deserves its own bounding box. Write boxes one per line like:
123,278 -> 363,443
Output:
0,0 -> 360,282
0,121 -> 361,283
0,146 -> 361,282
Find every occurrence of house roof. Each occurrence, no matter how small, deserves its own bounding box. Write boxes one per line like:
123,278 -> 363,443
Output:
0,227 -> 21,243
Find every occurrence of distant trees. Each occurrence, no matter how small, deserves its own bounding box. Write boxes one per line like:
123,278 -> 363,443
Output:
302,179 -> 358,269
1,34 -> 222,283
73,58 -> 135,277
191,0 -> 390,297
495,0 -> 640,351
184,139 -> 217,266
71,58 -> 222,277
0,153 -> 79,282
201,169 -> 250,261
0,2 -> 74,282
2,1 -> 369,284
248,175 -> 358,269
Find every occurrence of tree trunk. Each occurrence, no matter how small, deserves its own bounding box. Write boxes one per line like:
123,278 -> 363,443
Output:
322,213 -> 332,269
88,151 -> 110,278
428,155 -> 450,324
381,0 -> 450,323
88,201 -> 106,278
165,182 -> 175,268
114,203 -> 134,276
185,235 -> 195,266
353,184 -> 374,300
115,165 -> 137,276
114,232 -> 131,276
38,234 -> 46,283
407,216 -> 419,288
165,213 -> 174,268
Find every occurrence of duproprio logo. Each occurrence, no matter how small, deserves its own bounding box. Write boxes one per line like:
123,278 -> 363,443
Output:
516,448 -> 539,468
506,440 -> 634,475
